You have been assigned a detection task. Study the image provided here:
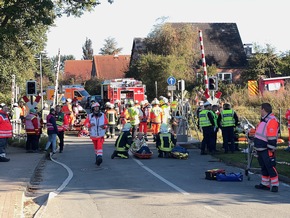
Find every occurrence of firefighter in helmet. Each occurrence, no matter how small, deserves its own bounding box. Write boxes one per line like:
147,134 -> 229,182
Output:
105,103 -> 118,139
111,123 -> 133,159
156,123 -> 176,158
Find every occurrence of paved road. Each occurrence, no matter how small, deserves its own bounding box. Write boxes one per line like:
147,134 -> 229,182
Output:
25,135 -> 290,218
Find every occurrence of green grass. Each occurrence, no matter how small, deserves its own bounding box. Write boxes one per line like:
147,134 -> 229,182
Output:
190,128 -> 290,180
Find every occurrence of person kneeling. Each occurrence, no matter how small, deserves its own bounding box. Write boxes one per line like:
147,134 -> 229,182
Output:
111,123 -> 133,159
156,123 -> 176,158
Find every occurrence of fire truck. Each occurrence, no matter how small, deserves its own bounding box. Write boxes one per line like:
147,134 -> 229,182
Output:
101,78 -> 146,104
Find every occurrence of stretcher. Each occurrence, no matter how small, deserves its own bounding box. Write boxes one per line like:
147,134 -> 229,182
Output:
239,117 -> 259,180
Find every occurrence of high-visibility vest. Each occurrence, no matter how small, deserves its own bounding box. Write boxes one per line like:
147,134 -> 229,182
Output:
158,133 -> 174,152
221,109 -> 235,127
0,111 -> 13,138
254,114 -> 279,151
150,106 -> 163,124
199,110 -> 212,127
106,109 -> 117,125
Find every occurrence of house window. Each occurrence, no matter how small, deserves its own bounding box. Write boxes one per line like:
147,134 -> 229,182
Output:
218,73 -> 232,83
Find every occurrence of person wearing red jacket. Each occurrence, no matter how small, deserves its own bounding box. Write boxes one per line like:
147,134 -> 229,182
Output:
25,108 -> 40,153
0,104 -> 13,162
285,108 -> 290,152
254,103 -> 279,192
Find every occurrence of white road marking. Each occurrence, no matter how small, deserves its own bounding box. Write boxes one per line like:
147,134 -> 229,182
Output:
132,157 -> 190,195
34,153 -> 74,218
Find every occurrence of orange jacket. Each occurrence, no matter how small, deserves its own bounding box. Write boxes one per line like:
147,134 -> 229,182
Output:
150,106 -> 163,124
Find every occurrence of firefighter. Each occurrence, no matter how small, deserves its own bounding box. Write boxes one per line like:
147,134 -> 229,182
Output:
0,104 -> 12,162
111,123 -> 133,159
170,98 -> 178,117
18,101 -> 27,127
217,103 -> 239,153
84,102 -> 108,166
150,98 -> 163,142
156,123 -> 176,158
198,101 -> 215,155
105,103 -> 118,139
25,108 -> 40,153
160,98 -> 171,125
61,98 -> 74,130
127,100 -> 140,139
285,108 -> 290,152
139,100 -> 150,141
254,103 -> 279,192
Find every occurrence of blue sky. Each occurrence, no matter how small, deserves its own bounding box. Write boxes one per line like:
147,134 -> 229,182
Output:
46,0 -> 289,59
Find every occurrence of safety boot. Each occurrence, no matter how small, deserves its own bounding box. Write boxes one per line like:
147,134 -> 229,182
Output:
255,183 -> 270,190
96,155 -> 103,166
271,186 -> 278,192
0,156 -> 10,162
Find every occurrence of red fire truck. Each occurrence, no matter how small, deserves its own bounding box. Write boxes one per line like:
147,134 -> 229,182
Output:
101,78 -> 146,104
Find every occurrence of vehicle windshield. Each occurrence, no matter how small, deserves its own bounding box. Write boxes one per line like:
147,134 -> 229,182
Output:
80,89 -> 90,97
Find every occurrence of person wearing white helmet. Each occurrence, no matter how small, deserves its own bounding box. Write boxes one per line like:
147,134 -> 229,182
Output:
105,103 -> 118,139
139,100 -> 151,141
160,97 -> 171,125
84,102 -> 108,166
198,101 -> 215,155
155,123 -> 176,158
111,123 -> 133,159
150,98 -> 163,141
12,103 -> 21,122
127,100 -> 140,139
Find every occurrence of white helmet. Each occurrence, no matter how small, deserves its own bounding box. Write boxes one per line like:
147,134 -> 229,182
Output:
122,123 -> 132,131
163,98 -> 168,104
91,102 -> 100,108
109,103 -> 114,109
67,98 -> 72,103
160,123 -> 169,133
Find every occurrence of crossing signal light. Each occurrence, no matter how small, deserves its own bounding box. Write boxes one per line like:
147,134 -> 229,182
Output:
26,81 -> 37,96
208,76 -> 218,91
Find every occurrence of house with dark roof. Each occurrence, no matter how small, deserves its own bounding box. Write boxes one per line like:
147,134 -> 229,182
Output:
63,55 -> 130,84
130,22 -> 247,83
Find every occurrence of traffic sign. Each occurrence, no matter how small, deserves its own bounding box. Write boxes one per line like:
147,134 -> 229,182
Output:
167,76 -> 176,85
167,85 -> 176,91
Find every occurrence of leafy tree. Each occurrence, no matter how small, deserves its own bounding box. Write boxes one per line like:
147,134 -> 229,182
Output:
278,51 -> 290,76
241,44 -> 281,83
99,37 -> 122,55
0,0 -> 113,103
126,22 -> 199,100
82,37 -> 94,60
84,78 -> 103,95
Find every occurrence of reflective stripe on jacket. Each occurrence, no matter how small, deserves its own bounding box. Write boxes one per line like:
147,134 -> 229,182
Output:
0,111 -> 12,138
157,133 -> 175,152
254,114 -> 279,151
115,131 -> 133,151
199,110 -> 212,127
221,109 -> 235,127
25,113 -> 39,135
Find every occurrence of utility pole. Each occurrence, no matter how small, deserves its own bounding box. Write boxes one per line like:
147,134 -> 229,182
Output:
53,49 -> 61,108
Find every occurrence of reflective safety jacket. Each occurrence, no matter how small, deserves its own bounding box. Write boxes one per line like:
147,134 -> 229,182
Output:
55,112 -> 65,132
25,113 -> 40,135
254,113 -> 279,151
115,131 -> 133,151
0,110 -> 12,138
150,106 -> 163,124
220,109 -> 235,127
199,110 -> 214,127
106,109 -> 118,125
156,132 -> 176,152
46,114 -> 58,135
84,113 -> 108,139
127,106 -> 140,125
